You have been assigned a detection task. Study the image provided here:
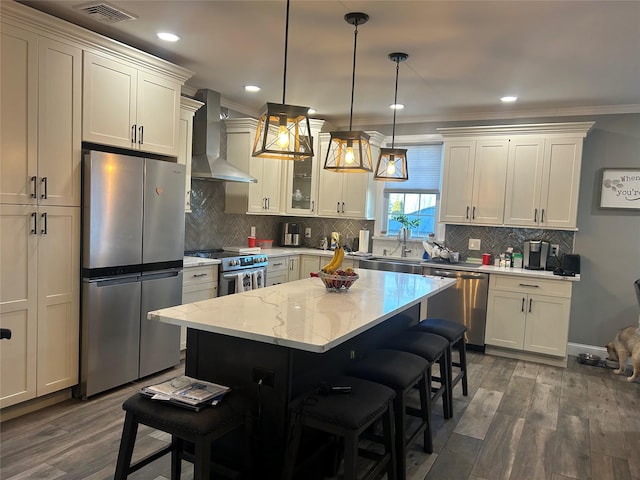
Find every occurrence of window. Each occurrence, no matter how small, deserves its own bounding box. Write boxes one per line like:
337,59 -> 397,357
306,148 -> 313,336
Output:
382,143 -> 442,238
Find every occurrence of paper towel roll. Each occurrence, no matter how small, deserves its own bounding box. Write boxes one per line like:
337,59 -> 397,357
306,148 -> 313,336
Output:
358,230 -> 370,253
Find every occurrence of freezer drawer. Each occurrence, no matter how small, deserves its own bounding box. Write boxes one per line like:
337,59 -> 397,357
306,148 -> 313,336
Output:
139,270 -> 182,377
81,276 -> 141,398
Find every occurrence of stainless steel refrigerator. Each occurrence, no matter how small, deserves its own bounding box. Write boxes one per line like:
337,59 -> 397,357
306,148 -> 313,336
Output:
79,150 -> 185,398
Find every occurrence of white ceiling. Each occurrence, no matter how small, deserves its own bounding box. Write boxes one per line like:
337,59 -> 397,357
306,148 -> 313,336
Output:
18,0 -> 640,126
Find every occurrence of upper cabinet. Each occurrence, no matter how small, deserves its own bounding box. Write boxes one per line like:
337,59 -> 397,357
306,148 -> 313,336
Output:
316,132 -> 382,219
439,138 -> 509,225
1,24 -> 82,207
83,51 -> 182,156
438,123 -> 594,230
177,97 -> 204,213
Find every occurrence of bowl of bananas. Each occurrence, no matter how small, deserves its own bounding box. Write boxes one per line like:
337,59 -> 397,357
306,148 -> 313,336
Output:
316,247 -> 358,291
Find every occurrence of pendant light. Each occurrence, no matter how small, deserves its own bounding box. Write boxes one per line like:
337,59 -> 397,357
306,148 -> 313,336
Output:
323,12 -> 373,173
252,0 -> 313,160
374,53 -> 409,182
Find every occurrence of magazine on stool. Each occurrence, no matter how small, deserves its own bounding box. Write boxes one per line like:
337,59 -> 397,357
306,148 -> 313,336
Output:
141,375 -> 230,411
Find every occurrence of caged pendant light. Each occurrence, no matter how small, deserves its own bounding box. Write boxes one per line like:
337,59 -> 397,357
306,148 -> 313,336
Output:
324,12 -> 373,173
374,53 -> 409,181
252,0 -> 313,160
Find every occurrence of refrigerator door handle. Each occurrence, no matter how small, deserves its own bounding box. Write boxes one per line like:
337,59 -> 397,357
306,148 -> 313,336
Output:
90,274 -> 141,287
141,269 -> 182,281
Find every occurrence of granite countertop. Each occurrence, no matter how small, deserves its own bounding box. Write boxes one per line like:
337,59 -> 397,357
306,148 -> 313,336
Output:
183,256 -> 221,267
148,269 -> 456,353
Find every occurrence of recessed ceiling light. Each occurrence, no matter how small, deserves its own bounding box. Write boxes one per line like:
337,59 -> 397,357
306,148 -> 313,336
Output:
157,32 -> 180,42
390,103 -> 405,110
501,96 -> 518,103
307,108 -> 316,115
244,85 -> 261,92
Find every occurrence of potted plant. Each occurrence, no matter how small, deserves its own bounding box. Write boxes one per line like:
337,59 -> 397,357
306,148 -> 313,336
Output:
392,214 -> 420,240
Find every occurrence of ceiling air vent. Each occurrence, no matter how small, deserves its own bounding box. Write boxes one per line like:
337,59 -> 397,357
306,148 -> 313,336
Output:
73,2 -> 137,23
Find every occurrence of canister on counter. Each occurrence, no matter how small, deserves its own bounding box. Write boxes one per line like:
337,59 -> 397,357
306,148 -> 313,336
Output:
513,253 -> 523,268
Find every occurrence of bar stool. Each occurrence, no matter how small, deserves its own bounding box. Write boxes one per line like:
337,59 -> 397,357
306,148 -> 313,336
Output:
413,318 -> 468,415
384,330 -> 452,420
347,349 -> 431,480
114,392 -> 252,480
282,376 -> 396,480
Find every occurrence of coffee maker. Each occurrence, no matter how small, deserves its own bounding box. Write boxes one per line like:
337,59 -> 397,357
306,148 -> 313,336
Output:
280,222 -> 301,247
523,240 -> 550,270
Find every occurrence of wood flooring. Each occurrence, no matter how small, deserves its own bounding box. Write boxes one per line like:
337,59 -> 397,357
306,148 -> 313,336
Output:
1,352 -> 638,480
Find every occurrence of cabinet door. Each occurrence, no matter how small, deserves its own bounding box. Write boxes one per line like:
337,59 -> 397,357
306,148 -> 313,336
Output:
539,138 -> 582,229
341,171 -> 371,218
485,289 -> 526,349
261,158 -> 284,213
1,24 -> 38,205
287,256 -> 300,282
503,137 -> 545,227
317,168 -> 344,217
38,37 -> 82,207
136,71 -> 180,156
471,139 -> 508,224
285,155 -> 317,215
36,206 -> 79,395
300,255 -> 320,278
0,205 -> 38,407
523,294 -> 570,357
82,52 -> 137,149
439,141 -> 475,223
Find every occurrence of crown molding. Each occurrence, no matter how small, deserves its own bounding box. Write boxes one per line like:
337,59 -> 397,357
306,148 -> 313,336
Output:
437,122 -> 595,138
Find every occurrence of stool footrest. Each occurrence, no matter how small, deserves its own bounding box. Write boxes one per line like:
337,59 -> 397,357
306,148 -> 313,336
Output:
128,444 -> 172,475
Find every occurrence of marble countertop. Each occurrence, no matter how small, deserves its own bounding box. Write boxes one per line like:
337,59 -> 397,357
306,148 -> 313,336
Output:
183,256 -> 221,267
149,269 -> 455,353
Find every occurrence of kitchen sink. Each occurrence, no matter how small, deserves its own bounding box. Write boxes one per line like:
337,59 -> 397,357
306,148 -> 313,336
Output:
358,256 -> 424,274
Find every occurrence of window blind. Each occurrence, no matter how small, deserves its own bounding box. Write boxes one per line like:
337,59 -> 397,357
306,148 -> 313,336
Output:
384,143 -> 442,193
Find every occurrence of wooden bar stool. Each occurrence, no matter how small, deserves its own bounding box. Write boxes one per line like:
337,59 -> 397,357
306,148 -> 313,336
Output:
282,376 -> 396,480
114,392 -> 252,480
347,349 -> 431,480
413,318 -> 468,416
384,330 -> 452,420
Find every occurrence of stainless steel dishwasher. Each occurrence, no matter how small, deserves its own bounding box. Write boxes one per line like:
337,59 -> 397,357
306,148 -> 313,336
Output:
424,267 -> 489,350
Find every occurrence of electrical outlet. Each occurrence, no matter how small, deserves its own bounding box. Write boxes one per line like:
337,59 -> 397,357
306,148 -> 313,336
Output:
551,244 -> 560,257
468,238 -> 481,251
252,367 -> 274,387
305,227 -> 311,238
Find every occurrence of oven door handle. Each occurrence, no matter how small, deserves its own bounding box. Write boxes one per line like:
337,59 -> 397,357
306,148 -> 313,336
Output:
221,270 -> 263,281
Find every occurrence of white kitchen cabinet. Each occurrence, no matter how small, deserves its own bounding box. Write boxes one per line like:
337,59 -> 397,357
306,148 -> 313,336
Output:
316,133 -> 380,219
225,118 -> 284,215
83,51 -> 182,156
300,255 -> 321,278
283,119 -> 325,216
181,264 -> 218,349
177,97 -> 204,212
485,274 -> 572,358
438,138 -> 509,225
1,24 -> 82,207
1,205 -> 80,407
266,255 -> 300,286
504,136 -> 584,229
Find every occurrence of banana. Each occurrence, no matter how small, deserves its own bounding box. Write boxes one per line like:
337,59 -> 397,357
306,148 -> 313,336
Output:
331,247 -> 345,273
321,248 -> 340,273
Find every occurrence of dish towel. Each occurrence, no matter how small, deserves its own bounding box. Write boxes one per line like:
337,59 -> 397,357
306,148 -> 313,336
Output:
236,273 -> 253,293
252,269 -> 264,289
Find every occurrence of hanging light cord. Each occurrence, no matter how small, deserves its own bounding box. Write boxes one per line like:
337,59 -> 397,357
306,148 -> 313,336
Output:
348,19 -> 361,131
391,58 -> 400,149
282,0 -> 290,104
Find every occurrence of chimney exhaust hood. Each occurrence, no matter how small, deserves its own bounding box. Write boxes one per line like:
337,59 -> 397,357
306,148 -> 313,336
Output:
191,89 -> 257,183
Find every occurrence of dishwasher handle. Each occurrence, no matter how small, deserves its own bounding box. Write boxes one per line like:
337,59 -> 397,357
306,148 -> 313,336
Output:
430,269 -> 488,280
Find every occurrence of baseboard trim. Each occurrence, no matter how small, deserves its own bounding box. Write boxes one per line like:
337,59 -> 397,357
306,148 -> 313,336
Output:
567,342 -> 632,366
485,346 -> 568,367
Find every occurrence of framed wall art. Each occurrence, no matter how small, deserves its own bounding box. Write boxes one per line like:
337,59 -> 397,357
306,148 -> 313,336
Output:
600,168 -> 640,209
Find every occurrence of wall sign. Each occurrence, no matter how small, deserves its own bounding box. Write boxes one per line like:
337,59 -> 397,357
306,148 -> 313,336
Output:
600,169 -> 640,209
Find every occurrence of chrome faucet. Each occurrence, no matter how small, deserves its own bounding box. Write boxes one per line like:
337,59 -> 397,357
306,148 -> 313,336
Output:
399,227 -> 411,258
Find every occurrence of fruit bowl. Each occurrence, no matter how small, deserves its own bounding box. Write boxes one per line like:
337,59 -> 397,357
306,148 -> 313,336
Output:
317,271 -> 359,292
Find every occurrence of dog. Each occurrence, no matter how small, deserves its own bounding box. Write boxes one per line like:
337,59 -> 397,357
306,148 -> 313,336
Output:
606,323 -> 640,382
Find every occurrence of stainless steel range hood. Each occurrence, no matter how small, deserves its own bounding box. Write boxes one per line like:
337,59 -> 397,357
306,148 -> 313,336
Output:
191,89 -> 257,183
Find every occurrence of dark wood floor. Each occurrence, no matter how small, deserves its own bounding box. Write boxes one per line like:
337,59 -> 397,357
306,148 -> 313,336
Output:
1,352 -> 638,480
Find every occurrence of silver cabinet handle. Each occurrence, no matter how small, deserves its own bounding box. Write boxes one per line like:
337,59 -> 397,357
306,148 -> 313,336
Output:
521,298 -> 525,312
40,177 -> 47,199
138,125 -> 144,145
192,273 -> 208,278
273,261 -> 284,267
266,197 -> 270,210
40,212 -> 47,234
529,298 -> 533,313
518,283 -> 539,288
131,124 -> 137,144
31,176 -> 37,198
336,202 -> 340,213
31,212 -> 37,234
341,202 -> 345,214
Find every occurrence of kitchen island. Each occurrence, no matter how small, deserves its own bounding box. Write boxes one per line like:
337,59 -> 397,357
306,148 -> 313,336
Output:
148,270 -> 455,477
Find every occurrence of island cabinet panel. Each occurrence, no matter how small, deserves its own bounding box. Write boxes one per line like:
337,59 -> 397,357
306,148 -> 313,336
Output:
181,264 -> 217,349
485,274 -> 572,359
185,303 -> 420,479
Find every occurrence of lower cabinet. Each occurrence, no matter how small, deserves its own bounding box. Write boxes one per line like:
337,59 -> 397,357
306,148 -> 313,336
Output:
1,205 -> 80,408
485,274 -> 572,357
181,264 -> 218,349
266,256 -> 299,286
300,255 -> 321,278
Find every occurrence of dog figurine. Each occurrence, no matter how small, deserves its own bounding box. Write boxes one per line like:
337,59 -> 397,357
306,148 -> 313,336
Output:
606,325 -> 640,382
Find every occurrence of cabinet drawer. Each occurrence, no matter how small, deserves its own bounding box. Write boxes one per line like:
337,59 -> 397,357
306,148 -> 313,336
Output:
183,284 -> 217,304
490,274 -> 572,298
267,257 -> 288,273
266,272 -> 288,286
183,266 -> 217,287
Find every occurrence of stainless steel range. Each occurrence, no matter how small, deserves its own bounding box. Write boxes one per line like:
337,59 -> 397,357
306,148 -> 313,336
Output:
185,250 -> 268,295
